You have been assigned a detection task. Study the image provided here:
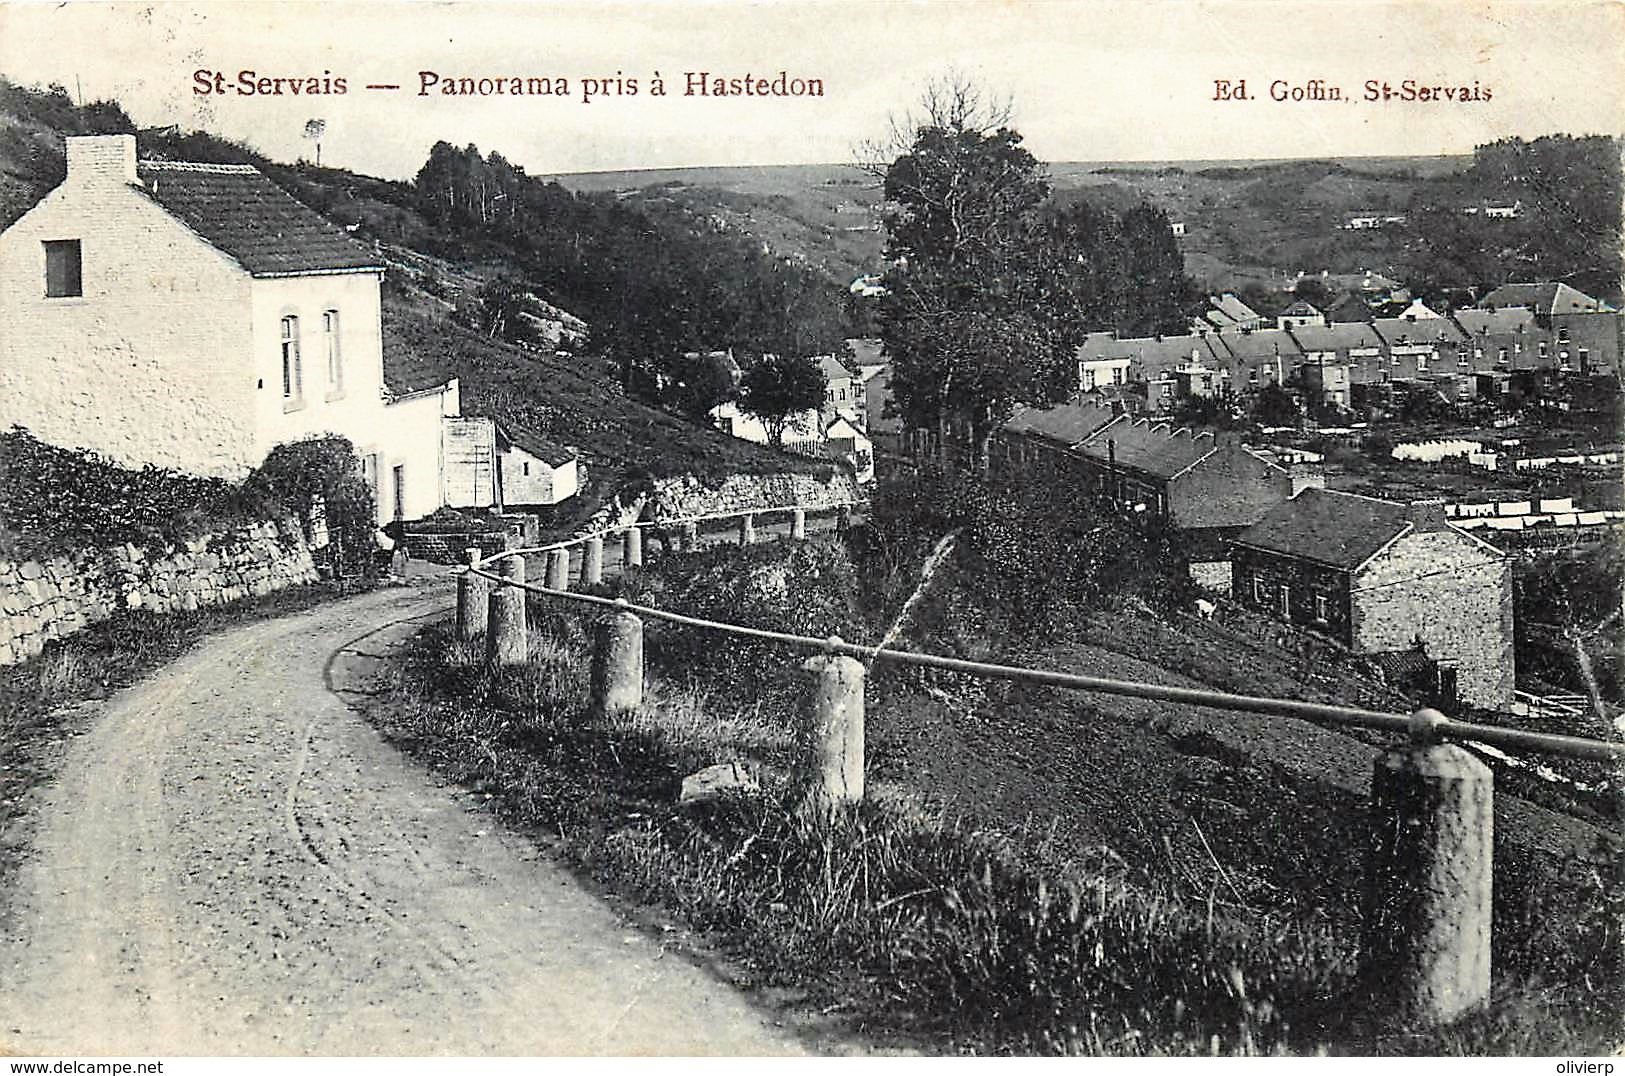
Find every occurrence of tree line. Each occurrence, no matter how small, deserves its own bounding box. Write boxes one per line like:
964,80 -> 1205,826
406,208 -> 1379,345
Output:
411,141 -> 849,410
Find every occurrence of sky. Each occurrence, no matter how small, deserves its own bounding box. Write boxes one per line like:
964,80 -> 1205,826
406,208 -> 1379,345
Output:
0,0 -> 1621,181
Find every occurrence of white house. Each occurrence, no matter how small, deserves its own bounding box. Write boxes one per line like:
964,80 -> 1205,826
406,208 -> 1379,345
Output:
439,416 -> 581,510
0,134 -> 458,525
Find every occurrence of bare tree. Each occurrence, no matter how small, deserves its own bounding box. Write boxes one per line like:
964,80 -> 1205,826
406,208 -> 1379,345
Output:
856,69 -> 1014,178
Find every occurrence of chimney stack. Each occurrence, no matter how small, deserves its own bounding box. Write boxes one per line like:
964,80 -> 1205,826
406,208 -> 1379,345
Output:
66,134 -> 138,187
1407,498 -> 1449,531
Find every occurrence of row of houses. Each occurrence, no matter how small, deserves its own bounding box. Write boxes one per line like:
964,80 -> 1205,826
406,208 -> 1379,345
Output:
0,135 -> 580,531
1086,286 -> 1622,414
989,398 -> 1514,709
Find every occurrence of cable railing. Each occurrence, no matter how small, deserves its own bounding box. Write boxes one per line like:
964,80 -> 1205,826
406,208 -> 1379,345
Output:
463,563 -> 1625,765
447,500 -> 1622,1026
481,500 -> 859,562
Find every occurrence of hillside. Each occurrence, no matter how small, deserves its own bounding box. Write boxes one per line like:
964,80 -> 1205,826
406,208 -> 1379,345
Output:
554,147 -> 1620,306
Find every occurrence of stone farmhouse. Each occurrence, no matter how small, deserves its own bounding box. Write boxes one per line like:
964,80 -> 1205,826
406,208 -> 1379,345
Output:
0,134 -> 466,525
1231,488 -> 1514,708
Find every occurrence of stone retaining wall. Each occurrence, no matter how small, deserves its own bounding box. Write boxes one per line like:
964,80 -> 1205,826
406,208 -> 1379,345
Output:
646,471 -> 859,522
0,520 -> 317,665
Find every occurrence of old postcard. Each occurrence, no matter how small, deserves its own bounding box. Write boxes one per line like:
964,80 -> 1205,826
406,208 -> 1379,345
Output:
0,0 -> 1620,1062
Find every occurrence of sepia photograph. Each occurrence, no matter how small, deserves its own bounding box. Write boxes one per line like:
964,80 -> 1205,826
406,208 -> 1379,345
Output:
0,0 -> 1621,1061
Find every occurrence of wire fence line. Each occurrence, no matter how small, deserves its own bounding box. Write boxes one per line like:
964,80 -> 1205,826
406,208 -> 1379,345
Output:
462,559 -> 1625,766
482,501 -> 859,561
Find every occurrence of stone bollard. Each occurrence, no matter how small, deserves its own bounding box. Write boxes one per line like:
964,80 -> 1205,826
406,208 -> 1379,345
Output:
739,512 -> 756,546
1360,709 -> 1493,1027
485,556 -> 528,667
590,606 -> 644,717
682,522 -> 699,552
546,548 -> 571,592
800,640 -> 865,811
791,508 -> 807,540
582,536 -> 604,586
623,526 -> 643,569
456,546 -> 489,642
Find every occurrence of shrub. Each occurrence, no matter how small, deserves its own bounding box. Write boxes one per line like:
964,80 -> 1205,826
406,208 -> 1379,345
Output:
244,435 -> 376,576
0,426 -> 261,556
617,538 -> 862,708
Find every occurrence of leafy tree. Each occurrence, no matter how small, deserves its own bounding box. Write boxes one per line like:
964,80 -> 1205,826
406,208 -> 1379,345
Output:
739,354 -> 826,447
1251,384 -> 1302,427
1117,204 -> 1195,336
874,76 -> 1082,469
1172,389 -> 1245,430
1292,277 -> 1334,310
668,351 -> 739,419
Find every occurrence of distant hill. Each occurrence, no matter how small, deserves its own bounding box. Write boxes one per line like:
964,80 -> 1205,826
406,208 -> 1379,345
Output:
552,147 -> 1620,304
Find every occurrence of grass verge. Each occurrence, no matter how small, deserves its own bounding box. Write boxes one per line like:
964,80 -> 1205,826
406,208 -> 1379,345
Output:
371,599 -> 1623,1055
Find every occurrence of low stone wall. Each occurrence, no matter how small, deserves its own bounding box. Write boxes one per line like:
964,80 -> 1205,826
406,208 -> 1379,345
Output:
646,471 -> 860,522
402,530 -> 508,564
0,520 -> 317,665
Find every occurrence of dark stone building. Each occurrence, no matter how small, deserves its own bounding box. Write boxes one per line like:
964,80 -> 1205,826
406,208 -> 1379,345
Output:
1232,488 -> 1514,709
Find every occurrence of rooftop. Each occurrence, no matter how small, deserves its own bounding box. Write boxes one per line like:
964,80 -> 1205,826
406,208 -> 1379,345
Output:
1235,487 -> 1412,569
1077,416 -> 1216,480
1003,398 -> 1120,445
1479,282 -> 1608,316
138,160 -> 382,277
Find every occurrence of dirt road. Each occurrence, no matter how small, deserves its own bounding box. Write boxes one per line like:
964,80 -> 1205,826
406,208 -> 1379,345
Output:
0,582 -> 808,1056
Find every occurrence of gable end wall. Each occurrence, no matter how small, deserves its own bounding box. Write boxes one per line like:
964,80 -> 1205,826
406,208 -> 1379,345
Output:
0,181 -> 257,476
1350,530 -> 1514,708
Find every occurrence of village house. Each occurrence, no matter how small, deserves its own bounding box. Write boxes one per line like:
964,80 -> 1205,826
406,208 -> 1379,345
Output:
1231,488 -> 1514,709
817,351 -> 865,428
0,134 -> 466,525
1195,292 -> 1265,332
1478,282 -> 1623,379
441,416 -> 581,510
1275,299 -> 1325,332
996,408 -> 1316,550
1212,327 -> 1301,390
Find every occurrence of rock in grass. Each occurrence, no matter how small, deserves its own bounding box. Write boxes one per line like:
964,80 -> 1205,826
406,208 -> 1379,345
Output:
679,762 -> 759,805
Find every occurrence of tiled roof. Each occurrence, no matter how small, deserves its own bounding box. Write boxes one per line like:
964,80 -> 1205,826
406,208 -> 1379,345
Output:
1235,488 -> 1410,569
1451,307 -> 1535,336
1479,282 -> 1604,315
1214,327 -> 1303,361
503,428 -> 577,467
817,353 -> 857,381
1077,416 -> 1216,479
1209,292 -> 1262,326
1371,316 -> 1466,345
1003,398 -> 1120,444
1288,322 -> 1384,352
136,161 -> 383,277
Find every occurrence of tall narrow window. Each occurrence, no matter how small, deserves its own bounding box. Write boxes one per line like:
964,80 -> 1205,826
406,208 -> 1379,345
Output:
1279,584 -> 1291,618
322,309 -> 342,393
280,315 -> 302,402
43,240 -> 82,298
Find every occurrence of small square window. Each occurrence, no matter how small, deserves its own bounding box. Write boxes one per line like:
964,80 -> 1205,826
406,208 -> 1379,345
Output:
44,239 -> 82,298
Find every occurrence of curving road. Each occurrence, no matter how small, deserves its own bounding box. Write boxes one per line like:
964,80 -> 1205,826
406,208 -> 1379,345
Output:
0,582 -> 808,1056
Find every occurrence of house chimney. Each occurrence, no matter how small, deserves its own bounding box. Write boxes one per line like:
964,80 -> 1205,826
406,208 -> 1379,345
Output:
1407,498 -> 1449,531
66,134 -> 138,186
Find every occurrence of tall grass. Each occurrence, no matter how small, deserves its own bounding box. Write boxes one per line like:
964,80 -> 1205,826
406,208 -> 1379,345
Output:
378,612 -> 1387,1054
